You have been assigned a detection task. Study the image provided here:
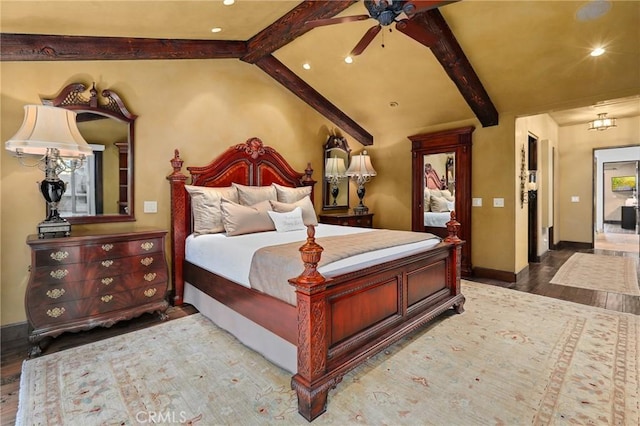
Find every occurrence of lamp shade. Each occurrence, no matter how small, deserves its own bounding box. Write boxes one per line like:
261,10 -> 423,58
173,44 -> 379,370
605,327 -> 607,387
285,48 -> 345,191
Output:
346,151 -> 377,178
325,156 -> 346,177
5,105 -> 93,157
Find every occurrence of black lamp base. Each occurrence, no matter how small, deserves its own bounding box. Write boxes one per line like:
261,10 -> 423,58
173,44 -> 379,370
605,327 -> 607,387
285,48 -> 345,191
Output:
38,218 -> 71,239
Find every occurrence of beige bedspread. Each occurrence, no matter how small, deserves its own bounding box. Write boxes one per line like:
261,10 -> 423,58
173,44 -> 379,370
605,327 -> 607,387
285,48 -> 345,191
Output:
248,229 -> 439,305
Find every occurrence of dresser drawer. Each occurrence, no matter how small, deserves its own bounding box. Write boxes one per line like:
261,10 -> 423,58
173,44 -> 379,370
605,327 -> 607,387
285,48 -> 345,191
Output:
28,283 -> 167,328
33,246 -> 82,266
27,266 -> 168,303
32,252 -> 167,285
83,237 -> 163,261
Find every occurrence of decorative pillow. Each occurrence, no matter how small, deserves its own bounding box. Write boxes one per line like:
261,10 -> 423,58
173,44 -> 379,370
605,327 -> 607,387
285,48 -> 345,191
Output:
446,200 -> 456,211
220,199 -> 275,236
267,207 -> 306,232
185,185 -> 239,235
232,183 -> 277,206
272,183 -> 312,203
424,188 -> 432,212
270,196 -> 318,226
440,189 -> 455,202
430,196 -> 450,213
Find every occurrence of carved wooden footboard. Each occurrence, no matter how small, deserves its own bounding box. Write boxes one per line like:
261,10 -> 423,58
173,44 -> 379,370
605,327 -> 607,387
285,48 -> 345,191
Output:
290,224 -> 464,421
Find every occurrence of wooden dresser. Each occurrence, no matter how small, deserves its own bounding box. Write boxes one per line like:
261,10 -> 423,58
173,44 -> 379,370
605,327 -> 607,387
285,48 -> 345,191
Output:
318,211 -> 374,228
25,229 -> 169,357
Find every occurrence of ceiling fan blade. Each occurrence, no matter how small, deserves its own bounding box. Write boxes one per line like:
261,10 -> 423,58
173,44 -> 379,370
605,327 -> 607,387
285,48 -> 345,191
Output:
350,25 -> 382,56
395,18 -> 438,48
305,14 -> 371,29
403,1 -> 459,17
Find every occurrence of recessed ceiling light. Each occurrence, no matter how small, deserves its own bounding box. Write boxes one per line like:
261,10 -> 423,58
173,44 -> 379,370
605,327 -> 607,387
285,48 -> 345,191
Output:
344,56 -> 353,64
223,0 -> 235,5
302,63 -> 311,70
211,27 -> 222,33
590,47 -> 605,57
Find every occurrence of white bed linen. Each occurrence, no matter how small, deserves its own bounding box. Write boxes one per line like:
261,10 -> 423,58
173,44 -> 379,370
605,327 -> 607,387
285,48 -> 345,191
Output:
424,211 -> 451,228
186,223 -> 441,288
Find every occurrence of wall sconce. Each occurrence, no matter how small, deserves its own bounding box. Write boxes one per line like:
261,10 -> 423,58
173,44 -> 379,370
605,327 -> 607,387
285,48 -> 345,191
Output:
5,105 -> 93,238
588,112 -> 617,131
520,145 -> 528,208
324,156 -> 346,206
346,150 -> 377,215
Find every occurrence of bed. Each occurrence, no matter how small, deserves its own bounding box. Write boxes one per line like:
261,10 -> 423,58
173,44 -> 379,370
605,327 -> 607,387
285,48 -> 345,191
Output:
423,187 -> 456,238
167,137 -> 465,421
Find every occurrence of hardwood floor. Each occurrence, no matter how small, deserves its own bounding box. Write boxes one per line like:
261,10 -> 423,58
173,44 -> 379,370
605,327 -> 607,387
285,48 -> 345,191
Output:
2,247 -> 638,425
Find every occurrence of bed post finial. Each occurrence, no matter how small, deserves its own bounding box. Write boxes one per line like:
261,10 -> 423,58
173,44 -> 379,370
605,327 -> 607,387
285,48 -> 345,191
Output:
444,210 -> 462,243
169,149 -> 184,176
294,226 -> 325,286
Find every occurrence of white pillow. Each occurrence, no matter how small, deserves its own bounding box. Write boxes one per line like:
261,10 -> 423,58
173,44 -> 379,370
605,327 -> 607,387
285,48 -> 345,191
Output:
185,185 -> 239,235
267,207 -> 306,232
272,183 -> 312,203
269,196 -> 318,226
446,200 -> 455,211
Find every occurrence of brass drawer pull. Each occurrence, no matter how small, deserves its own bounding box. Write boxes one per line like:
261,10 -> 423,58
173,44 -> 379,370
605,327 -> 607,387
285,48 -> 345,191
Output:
46,288 -> 66,299
101,295 -> 113,303
101,243 -> 114,252
101,277 -> 114,286
144,288 -> 157,298
141,242 -> 154,251
140,257 -> 154,266
46,307 -> 65,318
144,273 -> 157,282
50,251 -> 69,262
101,260 -> 114,268
50,269 -> 69,280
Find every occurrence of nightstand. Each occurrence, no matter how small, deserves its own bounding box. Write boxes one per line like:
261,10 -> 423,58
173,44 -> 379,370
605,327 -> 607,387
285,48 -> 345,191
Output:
318,211 -> 374,228
25,229 -> 169,357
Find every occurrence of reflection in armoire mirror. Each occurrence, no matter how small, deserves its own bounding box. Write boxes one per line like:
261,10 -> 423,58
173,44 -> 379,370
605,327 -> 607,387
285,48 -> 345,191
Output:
322,135 -> 351,210
409,126 -> 474,276
42,82 -> 137,224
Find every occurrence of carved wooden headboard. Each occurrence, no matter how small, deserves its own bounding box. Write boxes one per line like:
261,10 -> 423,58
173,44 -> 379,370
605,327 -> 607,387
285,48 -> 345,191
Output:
166,137 -> 316,305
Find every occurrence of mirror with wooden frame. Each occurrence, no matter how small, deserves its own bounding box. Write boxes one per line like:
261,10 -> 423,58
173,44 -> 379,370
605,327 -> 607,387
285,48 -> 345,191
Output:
42,82 -> 137,224
409,126 -> 474,276
322,135 -> 351,210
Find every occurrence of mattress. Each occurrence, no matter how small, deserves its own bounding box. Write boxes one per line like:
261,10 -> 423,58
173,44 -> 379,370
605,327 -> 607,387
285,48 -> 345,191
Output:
424,211 -> 451,228
185,223 -> 441,288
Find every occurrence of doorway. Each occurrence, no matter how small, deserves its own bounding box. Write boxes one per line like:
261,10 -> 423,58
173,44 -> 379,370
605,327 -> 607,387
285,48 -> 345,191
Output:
593,147 -> 639,254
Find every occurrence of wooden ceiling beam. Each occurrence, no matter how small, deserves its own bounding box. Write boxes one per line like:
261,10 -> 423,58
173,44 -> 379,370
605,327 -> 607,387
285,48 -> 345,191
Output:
408,10 -> 499,127
255,55 -> 373,146
241,1 -> 357,64
0,33 -> 247,61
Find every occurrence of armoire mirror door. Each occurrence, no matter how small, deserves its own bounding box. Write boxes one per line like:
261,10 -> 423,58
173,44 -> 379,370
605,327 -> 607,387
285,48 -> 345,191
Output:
409,126 -> 474,276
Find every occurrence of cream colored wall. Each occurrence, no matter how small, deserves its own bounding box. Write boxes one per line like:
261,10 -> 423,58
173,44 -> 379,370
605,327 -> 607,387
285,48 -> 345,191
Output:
0,59 -> 335,325
557,116 -> 640,243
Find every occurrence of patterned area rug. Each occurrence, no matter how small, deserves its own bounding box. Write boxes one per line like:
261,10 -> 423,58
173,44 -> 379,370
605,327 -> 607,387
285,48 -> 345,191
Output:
550,253 -> 640,296
17,281 -> 639,425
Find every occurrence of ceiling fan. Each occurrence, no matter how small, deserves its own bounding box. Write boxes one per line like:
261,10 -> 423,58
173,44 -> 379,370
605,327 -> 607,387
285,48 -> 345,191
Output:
306,0 -> 457,56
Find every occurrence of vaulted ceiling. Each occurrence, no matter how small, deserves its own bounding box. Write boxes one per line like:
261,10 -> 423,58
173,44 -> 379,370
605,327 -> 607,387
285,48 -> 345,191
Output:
1,0 -> 639,145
